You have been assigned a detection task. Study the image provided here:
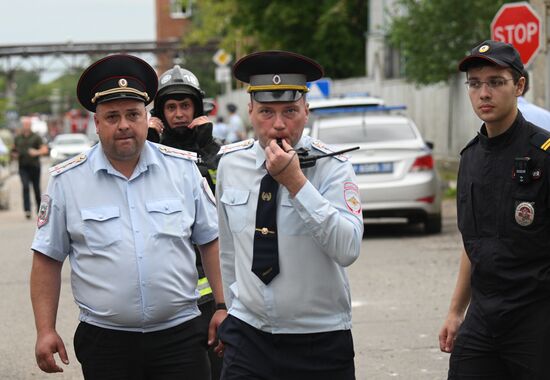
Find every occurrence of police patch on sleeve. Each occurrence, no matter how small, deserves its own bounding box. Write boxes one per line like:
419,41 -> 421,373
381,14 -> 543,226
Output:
37,195 -> 52,228
202,177 -> 216,205
344,182 -> 361,215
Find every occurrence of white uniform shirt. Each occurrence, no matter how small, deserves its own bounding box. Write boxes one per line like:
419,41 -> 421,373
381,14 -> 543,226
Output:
518,97 -> 550,132
226,113 -> 245,143
216,135 -> 363,334
32,141 -> 218,332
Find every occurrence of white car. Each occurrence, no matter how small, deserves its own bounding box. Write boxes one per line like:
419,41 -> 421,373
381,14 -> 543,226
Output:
308,95 -> 385,110
49,133 -> 93,165
308,105 -> 442,234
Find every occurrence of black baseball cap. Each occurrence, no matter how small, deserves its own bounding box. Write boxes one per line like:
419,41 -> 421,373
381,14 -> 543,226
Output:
458,40 -> 524,74
77,54 -> 158,112
233,50 -> 324,103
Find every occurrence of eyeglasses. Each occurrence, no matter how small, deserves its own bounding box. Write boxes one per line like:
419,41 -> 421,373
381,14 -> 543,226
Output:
464,78 -> 514,90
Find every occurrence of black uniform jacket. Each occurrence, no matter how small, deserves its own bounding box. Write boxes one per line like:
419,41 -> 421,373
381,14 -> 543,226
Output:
457,112 -> 550,322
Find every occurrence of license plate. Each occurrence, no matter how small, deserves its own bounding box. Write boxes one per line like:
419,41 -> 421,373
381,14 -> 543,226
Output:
353,162 -> 393,174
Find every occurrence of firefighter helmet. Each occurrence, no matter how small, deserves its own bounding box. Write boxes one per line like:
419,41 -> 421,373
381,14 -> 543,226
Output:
155,65 -> 205,117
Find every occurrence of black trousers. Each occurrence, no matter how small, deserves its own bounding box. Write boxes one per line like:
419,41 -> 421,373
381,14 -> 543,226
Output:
19,164 -> 41,213
74,318 -> 210,380
218,314 -> 355,380
198,300 -> 222,380
448,300 -> 550,380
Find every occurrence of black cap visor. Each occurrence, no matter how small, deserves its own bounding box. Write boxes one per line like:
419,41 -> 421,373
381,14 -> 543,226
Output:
96,92 -> 148,106
252,90 -> 304,103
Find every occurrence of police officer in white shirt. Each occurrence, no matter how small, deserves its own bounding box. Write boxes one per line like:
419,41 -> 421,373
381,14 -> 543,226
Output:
30,54 -> 226,380
216,50 -> 364,380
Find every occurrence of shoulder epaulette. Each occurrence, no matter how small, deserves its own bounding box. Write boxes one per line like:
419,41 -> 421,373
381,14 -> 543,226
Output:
158,144 -> 197,161
460,135 -> 479,155
530,132 -> 550,153
49,154 -> 87,176
217,138 -> 254,155
311,139 -> 348,162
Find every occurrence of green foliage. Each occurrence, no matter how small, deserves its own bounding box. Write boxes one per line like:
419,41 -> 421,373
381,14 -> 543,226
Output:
0,76 -> 6,126
185,0 -> 367,85
14,69 -> 82,116
387,0 -> 516,85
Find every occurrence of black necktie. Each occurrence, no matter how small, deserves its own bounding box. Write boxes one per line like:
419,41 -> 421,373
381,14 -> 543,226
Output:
252,172 -> 280,284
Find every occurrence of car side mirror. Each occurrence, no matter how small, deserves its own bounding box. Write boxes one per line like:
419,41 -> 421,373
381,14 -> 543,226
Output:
425,141 -> 434,150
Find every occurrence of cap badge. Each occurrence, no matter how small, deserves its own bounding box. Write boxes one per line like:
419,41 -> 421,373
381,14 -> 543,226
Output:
118,78 -> 128,87
479,45 -> 490,53
515,201 -> 535,226
272,74 -> 281,85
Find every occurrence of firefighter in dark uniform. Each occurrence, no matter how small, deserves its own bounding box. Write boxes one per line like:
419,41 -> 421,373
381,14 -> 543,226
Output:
439,40 -> 550,379
147,65 -> 223,379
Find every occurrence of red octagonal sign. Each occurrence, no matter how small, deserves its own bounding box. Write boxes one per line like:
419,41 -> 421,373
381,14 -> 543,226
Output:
491,2 -> 541,67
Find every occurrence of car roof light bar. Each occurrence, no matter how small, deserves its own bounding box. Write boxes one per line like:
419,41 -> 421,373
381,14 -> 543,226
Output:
311,105 -> 407,115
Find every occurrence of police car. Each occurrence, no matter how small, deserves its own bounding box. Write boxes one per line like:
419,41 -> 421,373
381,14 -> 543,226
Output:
49,133 -> 93,165
307,97 -> 442,234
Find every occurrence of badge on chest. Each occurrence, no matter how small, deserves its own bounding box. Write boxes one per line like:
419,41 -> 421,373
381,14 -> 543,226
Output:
512,157 -> 542,184
515,201 -> 535,226
511,157 -> 542,227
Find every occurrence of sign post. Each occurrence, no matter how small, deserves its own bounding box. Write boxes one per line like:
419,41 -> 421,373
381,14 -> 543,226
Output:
490,2 -> 541,67
212,49 -> 233,94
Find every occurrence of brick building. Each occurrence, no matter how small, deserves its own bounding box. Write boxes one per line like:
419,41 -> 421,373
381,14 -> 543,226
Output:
155,0 -> 193,73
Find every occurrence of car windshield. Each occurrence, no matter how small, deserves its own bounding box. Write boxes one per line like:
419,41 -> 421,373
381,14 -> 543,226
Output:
315,116 -> 417,144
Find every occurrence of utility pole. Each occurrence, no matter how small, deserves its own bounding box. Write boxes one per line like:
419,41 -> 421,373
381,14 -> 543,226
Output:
530,0 -> 550,108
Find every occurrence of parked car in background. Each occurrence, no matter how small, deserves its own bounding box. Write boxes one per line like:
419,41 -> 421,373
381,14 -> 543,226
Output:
49,133 -> 93,165
305,96 -> 385,136
308,100 -> 442,234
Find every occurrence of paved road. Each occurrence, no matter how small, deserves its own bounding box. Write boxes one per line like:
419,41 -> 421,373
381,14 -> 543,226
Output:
0,159 -> 461,379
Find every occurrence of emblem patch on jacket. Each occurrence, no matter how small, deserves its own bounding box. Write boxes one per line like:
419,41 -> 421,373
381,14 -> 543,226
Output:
37,195 -> 52,228
515,201 -> 534,226
344,182 -> 361,215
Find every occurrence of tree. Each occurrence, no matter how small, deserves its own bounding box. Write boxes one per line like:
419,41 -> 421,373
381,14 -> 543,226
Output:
10,69 -> 82,117
0,76 -> 7,127
387,0 -> 515,85
185,0 -> 367,82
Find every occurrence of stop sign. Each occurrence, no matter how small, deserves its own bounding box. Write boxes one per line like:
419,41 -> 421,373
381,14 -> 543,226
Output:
491,2 -> 541,67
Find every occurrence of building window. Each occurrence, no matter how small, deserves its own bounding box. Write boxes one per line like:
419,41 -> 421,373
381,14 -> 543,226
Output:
170,0 -> 192,19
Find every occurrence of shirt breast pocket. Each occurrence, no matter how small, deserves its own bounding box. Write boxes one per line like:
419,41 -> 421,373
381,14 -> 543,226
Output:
146,199 -> 185,238
509,187 -> 547,232
457,182 -> 477,238
220,188 -> 250,233
81,206 -> 122,249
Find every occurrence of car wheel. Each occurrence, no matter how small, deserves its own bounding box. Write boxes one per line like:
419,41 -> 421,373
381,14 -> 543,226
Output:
424,213 -> 442,234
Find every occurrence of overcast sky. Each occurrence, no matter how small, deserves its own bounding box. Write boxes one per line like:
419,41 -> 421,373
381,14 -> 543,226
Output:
0,0 -> 157,81
0,0 -> 155,44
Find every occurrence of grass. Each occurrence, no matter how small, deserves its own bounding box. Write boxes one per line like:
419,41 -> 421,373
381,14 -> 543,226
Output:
435,158 -> 458,199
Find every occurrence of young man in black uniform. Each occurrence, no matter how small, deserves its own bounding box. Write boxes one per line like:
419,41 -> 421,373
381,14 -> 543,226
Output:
147,65 -> 223,380
439,40 -> 550,379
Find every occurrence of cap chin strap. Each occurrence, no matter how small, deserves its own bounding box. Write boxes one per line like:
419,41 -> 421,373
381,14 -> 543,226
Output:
91,88 -> 149,104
